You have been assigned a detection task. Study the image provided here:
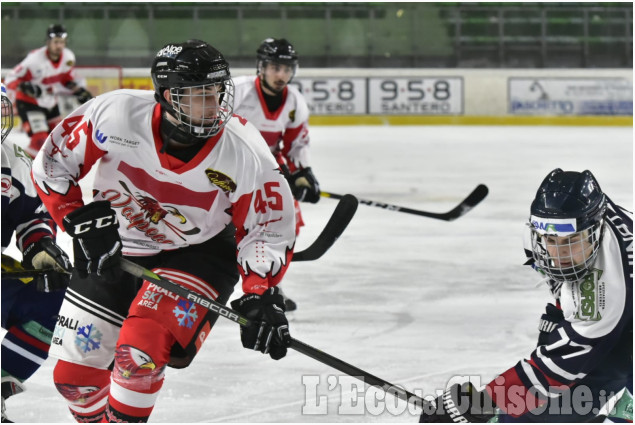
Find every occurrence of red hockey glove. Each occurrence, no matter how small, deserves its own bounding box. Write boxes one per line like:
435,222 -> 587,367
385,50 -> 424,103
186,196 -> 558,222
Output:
63,201 -> 122,281
231,286 -> 291,360
419,382 -> 496,423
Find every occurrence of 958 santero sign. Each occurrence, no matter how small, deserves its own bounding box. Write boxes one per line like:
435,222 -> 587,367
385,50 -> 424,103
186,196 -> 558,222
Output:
291,77 -> 463,115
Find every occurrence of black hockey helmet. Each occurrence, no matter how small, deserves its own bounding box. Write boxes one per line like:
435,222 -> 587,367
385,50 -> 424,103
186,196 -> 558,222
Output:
151,39 -> 234,140
528,169 -> 607,283
1,84 -> 14,144
256,38 -> 298,74
47,23 -> 68,39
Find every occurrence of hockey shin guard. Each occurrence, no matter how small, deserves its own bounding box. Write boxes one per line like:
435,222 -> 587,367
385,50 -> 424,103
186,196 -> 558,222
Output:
53,360 -> 111,423
106,316 -> 173,422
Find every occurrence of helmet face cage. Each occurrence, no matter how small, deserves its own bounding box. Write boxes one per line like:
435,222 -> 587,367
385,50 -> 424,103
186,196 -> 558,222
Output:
529,220 -> 604,283
167,79 -> 234,138
1,86 -> 13,143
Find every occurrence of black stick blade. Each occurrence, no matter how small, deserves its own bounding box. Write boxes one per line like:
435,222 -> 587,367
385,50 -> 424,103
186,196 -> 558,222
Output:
292,194 -> 358,262
442,183 -> 489,221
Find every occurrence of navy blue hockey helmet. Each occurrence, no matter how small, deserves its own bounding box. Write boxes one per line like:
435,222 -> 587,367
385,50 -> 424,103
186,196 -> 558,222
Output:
151,39 -> 234,139
528,169 -> 607,283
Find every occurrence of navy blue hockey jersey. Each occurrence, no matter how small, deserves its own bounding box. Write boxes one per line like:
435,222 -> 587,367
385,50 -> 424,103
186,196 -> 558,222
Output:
1,140 -> 56,255
485,198 -> 632,417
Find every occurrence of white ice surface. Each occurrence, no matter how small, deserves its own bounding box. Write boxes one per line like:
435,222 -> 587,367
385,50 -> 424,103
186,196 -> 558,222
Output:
1,125 -> 632,423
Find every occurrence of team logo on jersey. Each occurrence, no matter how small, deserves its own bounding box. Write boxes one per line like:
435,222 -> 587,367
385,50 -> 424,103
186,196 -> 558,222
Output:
574,269 -> 604,321
1,177 -> 10,193
104,180 -> 201,242
66,60 -> 74,67
205,168 -> 236,194
289,110 -> 296,122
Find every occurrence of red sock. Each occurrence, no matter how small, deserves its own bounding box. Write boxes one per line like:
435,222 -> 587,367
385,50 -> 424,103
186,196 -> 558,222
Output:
105,317 -> 174,422
53,360 -> 110,423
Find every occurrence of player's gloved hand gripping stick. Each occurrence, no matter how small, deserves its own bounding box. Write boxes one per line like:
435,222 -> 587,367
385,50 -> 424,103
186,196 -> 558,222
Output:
119,257 -> 428,408
63,201 -> 123,281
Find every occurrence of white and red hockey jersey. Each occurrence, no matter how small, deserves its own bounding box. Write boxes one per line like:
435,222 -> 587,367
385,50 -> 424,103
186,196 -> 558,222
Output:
5,46 -> 78,110
31,89 -> 296,294
232,75 -> 311,173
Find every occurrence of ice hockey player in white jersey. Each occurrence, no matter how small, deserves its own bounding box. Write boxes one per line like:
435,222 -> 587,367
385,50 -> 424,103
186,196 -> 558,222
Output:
4,24 -> 92,158
31,40 -> 296,422
1,83 -> 72,423
233,38 -> 320,232
233,38 -> 319,311
419,169 -> 632,423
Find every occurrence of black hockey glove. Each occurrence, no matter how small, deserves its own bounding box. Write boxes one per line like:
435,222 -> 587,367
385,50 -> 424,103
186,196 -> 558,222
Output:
63,201 -> 122,281
230,286 -> 292,360
74,87 -> 93,104
18,81 -> 42,98
21,237 -> 71,292
419,382 -> 495,423
537,303 -> 564,347
287,167 -> 320,203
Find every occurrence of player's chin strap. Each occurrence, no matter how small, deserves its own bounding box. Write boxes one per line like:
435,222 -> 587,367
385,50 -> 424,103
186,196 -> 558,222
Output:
159,112 -> 205,152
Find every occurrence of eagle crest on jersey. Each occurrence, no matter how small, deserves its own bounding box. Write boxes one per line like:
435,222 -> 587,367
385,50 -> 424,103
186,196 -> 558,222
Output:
205,168 -> 237,194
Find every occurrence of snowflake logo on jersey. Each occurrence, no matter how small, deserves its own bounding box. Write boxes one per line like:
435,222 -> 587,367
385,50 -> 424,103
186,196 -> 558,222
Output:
173,300 -> 198,328
75,323 -> 103,353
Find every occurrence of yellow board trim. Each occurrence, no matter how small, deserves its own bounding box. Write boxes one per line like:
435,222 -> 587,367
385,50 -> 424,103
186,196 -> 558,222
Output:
308,115 -> 633,126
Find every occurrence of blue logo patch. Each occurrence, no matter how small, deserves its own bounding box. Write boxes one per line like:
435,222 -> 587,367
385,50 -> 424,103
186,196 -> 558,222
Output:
532,221 -> 576,233
75,323 -> 102,352
173,300 -> 199,328
95,130 -> 107,144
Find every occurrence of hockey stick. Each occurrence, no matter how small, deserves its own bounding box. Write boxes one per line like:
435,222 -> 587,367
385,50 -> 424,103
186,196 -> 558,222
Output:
292,194 -> 358,262
1,269 -> 57,279
119,257 -> 427,408
1,254 -> 53,281
4,193 -> 355,279
321,184 -> 489,221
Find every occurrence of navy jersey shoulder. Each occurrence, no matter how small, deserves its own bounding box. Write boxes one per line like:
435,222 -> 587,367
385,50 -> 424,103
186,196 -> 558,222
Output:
1,141 -> 55,253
